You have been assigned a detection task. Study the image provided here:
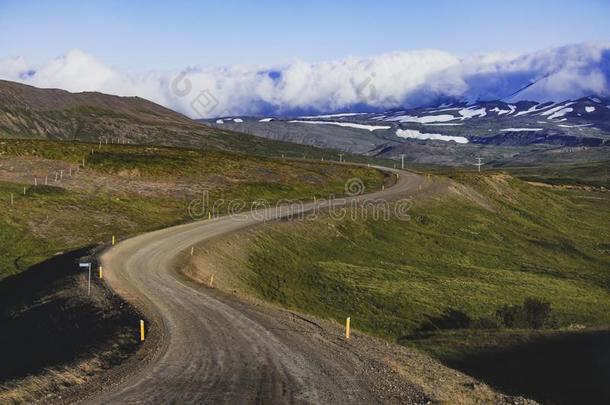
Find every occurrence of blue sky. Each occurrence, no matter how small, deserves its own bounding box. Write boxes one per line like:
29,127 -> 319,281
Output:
1,0 -> 609,70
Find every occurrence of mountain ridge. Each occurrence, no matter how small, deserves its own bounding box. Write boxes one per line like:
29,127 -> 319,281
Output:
0,79 -> 346,158
200,96 -> 610,165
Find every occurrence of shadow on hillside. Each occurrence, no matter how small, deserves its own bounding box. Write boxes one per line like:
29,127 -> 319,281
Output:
0,247 -> 139,382
448,330 -> 610,405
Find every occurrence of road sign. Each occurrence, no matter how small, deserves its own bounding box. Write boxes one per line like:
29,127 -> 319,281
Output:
80,262 -> 92,296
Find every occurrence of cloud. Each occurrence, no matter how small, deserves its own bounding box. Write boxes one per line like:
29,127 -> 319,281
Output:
1,44 -> 609,118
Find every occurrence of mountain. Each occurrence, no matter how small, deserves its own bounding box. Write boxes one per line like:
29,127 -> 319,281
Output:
0,80 -> 338,157
199,97 -> 610,165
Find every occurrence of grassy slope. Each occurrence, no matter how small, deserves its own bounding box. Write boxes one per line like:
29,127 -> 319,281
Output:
239,172 -> 609,402
0,140 -> 384,281
502,159 -> 610,188
244,173 -> 610,342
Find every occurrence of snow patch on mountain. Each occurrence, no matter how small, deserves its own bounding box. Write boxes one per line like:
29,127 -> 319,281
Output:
396,129 -> 469,143
547,107 -> 574,120
459,107 -> 487,119
557,123 -> 593,128
499,128 -> 543,132
299,112 -> 366,119
288,120 -> 390,131
387,114 -> 458,124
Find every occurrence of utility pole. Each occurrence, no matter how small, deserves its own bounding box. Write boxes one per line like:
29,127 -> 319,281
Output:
475,157 -> 484,172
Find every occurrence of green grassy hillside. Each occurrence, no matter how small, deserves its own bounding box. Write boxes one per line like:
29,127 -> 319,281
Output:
238,172 -> 610,402
0,140 -> 385,281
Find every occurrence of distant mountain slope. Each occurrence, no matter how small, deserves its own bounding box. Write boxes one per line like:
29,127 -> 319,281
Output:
199,97 -> 610,165
0,80 -> 198,140
0,80 -> 334,157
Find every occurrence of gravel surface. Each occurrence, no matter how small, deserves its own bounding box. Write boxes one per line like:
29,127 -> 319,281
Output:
78,168 -> 535,404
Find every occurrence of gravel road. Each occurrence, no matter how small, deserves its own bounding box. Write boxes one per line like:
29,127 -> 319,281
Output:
82,168 -> 533,404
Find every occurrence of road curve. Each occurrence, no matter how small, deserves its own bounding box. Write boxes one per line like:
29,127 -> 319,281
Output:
87,168 -> 427,404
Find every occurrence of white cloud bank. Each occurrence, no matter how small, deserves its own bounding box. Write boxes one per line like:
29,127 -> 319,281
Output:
1,43 -> 609,118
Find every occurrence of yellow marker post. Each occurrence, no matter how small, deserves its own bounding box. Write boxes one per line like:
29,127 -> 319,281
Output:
314,195 -> 317,203
210,274 -> 214,287
112,235 -> 116,246
208,211 -> 212,220
382,184 -> 385,191
190,246 -> 194,256
99,266 -> 103,279
140,320 -> 145,342
345,317 -> 351,339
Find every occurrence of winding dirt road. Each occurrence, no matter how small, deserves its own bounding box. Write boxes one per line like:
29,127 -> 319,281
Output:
82,168 -> 517,404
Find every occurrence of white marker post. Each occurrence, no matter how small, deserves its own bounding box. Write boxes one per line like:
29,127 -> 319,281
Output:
400,154 -> 406,169
80,262 -> 92,296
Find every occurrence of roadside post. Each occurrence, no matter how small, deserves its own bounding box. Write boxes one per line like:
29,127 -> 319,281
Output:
79,262 -> 92,296
345,317 -> 351,339
140,320 -> 145,341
